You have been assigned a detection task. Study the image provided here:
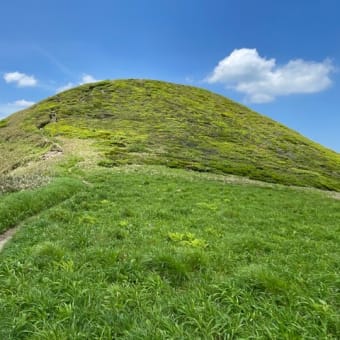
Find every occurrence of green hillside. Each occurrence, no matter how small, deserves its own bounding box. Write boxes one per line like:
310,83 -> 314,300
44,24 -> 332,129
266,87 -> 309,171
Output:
0,79 -> 339,338
1,79 -> 339,190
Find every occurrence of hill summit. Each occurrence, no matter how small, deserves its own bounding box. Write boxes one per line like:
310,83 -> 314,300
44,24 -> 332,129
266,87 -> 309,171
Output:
0,79 -> 339,190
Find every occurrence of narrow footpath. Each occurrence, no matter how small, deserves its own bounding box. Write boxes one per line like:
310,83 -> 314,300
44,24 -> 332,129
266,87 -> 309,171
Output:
0,227 -> 18,252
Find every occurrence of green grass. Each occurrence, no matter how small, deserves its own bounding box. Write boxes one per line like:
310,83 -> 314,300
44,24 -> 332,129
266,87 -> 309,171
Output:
0,119 -> 8,128
1,79 -> 339,190
0,166 -> 339,338
0,177 -> 84,234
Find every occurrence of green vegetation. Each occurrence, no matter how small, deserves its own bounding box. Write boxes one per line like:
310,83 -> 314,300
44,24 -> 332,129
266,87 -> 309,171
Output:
0,119 -> 8,128
0,177 -> 84,234
0,79 -> 339,338
0,166 -> 339,338
1,79 -> 339,190
0,108 -> 49,174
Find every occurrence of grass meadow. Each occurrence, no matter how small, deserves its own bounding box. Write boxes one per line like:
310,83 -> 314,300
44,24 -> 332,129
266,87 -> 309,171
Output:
0,166 -> 339,339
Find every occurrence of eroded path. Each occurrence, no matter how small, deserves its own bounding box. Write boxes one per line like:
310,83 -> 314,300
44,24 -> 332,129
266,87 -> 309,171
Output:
0,227 -> 18,252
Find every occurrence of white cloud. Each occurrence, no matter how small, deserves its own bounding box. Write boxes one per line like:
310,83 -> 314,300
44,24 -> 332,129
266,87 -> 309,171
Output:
56,82 -> 75,93
56,74 -> 100,93
3,71 -> 37,87
81,74 -> 98,84
0,99 -> 35,118
207,48 -> 334,103
12,99 -> 35,107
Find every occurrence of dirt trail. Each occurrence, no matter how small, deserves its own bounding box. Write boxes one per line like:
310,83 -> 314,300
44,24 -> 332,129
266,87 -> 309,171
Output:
0,227 -> 18,252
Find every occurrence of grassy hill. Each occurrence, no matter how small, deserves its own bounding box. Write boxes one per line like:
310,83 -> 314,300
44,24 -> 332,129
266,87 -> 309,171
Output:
0,79 -> 339,190
0,79 -> 339,338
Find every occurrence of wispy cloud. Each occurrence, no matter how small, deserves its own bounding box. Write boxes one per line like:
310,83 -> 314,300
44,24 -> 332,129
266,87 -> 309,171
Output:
184,76 -> 194,84
206,48 -> 335,103
56,74 -> 100,93
12,99 -> 35,107
0,99 -> 35,118
56,82 -> 75,93
34,46 -> 75,77
81,74 -> 98,84
3,71 -> 38,87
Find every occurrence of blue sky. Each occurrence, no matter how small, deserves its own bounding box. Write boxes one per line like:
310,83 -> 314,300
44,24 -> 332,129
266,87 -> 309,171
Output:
1,0 -> 339,152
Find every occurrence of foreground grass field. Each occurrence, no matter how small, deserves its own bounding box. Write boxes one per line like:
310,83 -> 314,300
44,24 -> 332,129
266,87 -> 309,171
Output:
0,166 -> 339,339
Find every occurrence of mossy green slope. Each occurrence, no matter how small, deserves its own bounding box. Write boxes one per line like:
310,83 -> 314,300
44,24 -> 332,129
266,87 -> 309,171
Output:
1,79 -> 339,190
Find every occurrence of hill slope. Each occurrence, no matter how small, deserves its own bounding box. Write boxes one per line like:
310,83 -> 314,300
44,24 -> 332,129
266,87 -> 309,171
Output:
0,79 -> 339,338
1,79 -> 339,190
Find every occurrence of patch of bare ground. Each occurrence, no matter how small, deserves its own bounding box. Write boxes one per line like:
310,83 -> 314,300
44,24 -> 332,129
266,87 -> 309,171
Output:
0,227 -> 18,252
9,137 -> 102,177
